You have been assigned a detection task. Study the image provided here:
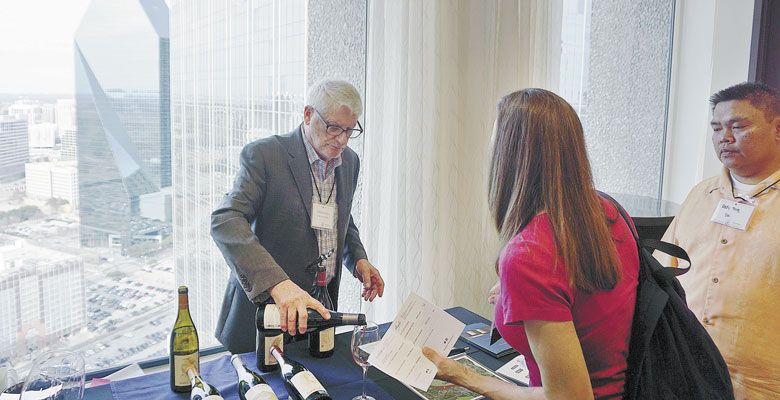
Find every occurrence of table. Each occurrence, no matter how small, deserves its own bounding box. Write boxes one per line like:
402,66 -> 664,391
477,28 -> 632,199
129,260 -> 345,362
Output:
83,307 -> 515,400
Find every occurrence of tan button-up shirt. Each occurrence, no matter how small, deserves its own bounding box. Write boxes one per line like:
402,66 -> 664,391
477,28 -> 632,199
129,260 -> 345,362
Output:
658,167 -> 780,399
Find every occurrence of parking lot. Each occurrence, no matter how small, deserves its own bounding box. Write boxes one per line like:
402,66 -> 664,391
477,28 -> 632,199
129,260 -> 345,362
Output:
0,201 -> 181,374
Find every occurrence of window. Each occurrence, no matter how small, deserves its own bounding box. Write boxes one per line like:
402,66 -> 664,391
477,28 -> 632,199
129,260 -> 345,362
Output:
1,0 -> 673,374
0,0 -> 367,374
1,0 -> 174,373
171,0 -> 308,349
559,0 -> 675,199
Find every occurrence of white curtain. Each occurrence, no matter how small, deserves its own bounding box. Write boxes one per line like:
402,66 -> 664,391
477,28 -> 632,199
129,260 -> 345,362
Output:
360,0 -> 563,323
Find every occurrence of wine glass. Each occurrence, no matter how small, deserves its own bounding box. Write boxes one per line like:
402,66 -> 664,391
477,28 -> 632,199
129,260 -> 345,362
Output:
0,360 -> 19,393
351,322 -> 381,400
21,350 -> 85,400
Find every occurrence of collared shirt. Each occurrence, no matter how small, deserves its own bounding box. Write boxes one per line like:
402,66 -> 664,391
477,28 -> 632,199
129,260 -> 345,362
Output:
658,167 -> 780,399
301,129 -> 340,283
730,172 -> 758,197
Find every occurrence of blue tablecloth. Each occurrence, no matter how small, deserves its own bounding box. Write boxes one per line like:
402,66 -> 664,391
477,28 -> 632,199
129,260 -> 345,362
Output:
85,307 -> 501,400
107,338 -> 391,400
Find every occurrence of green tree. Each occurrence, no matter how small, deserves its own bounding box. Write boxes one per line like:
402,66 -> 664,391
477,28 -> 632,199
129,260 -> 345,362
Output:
9,188 -> 25,204
106,270 -> 126,281
46,197 -> 69,213
0,206 -> 44,225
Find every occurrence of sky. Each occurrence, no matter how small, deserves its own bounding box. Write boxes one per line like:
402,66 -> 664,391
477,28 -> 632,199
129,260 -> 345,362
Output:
0,0 -> 92,95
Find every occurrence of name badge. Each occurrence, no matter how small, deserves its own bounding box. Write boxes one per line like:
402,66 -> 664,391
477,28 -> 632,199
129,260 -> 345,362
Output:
311,202 -> 336,230
710,199 -> 755,231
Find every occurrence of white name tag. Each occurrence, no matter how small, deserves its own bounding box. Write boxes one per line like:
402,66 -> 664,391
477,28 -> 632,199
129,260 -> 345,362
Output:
311,202 -> 336,230
710,199 -> 755,231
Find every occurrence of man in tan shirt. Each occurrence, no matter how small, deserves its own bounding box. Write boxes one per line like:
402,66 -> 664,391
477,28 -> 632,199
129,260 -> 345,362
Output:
658,82 -> 780,399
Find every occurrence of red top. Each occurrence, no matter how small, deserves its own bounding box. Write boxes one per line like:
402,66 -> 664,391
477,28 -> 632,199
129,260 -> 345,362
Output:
494,197 -> 639,399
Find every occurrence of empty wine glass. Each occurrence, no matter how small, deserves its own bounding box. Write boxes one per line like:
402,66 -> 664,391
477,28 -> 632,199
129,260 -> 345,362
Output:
351,322 -> 381,400
21,350 -> 85,400
0,360 -> 20,393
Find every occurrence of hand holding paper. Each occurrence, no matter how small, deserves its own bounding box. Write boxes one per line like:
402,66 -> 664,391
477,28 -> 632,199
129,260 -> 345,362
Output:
367,293 -> 465,391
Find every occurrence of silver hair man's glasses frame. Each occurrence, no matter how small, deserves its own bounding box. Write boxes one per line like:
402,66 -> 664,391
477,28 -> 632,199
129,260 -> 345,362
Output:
313,108 -> 364,139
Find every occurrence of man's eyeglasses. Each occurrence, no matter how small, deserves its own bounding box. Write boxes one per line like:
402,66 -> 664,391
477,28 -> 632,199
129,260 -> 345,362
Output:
313,108 -> 364,139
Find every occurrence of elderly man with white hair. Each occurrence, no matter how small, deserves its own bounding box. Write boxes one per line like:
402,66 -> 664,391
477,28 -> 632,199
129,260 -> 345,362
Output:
212,79 -> 384,354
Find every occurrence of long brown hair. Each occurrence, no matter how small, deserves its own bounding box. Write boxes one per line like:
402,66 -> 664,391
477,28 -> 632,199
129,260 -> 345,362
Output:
488,88 -> 621,292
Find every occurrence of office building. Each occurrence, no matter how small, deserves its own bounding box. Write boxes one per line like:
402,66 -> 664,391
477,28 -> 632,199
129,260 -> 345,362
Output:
60,127 -> 77,161
41,104 -> 56,124
7,101 -> 42,124
28,123 -> 57,148
51,163 -> 79,208
24,163 -> 53,200
75,0 -> 171,249
24,161 -> 78,207
139,186 -> 171,222
55,99 -> 76,134
0,236 -> 85,358
0,116 -> 29,179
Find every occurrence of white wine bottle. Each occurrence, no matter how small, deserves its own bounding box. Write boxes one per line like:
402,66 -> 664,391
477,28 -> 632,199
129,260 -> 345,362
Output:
256,304 -> 285,372
230,355 -> 279,400
308,263 -> 334,358
187,368 -> 223,400
170,286 -> 199,392
270,345 -> 331,400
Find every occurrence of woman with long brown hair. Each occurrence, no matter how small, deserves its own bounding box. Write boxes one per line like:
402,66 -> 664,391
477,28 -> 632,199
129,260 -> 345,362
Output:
424,88 -> 640,399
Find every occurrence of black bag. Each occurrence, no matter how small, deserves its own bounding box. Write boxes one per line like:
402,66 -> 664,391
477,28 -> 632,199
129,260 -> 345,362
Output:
600,193 -> 734,400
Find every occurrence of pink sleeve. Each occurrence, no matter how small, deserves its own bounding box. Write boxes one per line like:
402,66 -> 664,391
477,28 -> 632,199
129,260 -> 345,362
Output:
499,219 -> 574,324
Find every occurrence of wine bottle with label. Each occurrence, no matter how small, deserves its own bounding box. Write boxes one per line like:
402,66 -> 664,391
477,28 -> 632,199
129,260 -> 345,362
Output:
256,304 -> 285,372
258,304 -> 367,331
308,264 -> 335,358
230,354 -> 279,400
0,382 -> 23,398
187,368 -> 223,400
170,285 -> 199,392
269,345 -> 331,400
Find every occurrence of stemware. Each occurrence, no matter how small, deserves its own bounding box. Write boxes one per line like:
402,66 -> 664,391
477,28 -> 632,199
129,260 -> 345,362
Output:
0,360 -> 20,393
350,322 -> 381,400
20,350 -> 85,400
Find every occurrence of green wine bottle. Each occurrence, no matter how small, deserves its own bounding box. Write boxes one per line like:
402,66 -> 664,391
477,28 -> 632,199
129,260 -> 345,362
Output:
270,346 -> 331,400
170,285 -> 200,392
187,368 -> 223,400
231,354 -> 279,400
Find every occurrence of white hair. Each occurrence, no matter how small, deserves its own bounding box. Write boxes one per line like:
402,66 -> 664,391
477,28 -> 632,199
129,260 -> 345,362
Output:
306,79 -> 363,118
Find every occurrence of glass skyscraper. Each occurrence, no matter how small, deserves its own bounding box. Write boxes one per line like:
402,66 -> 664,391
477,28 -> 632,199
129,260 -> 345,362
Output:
170,0 -> 306,345
75,0 -> 171,250
0,116 -> 28,179
171,0 -> 367,343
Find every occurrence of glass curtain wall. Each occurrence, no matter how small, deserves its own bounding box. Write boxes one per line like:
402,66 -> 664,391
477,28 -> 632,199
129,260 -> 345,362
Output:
170,0 -> 307,349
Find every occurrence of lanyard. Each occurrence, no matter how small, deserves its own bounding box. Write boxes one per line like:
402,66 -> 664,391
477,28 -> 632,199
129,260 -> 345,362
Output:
731,177 -> 780,202
309,163 -> 336,204
300,125 -> 337,204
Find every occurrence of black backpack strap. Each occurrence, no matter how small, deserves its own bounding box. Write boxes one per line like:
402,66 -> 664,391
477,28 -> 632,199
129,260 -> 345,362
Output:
639,239 -> 690,276
597,191 -> 691,276
598,191 -> 640,240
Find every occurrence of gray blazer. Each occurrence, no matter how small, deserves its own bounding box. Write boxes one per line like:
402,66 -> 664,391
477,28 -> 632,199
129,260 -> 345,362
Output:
211,127 -> 368,353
